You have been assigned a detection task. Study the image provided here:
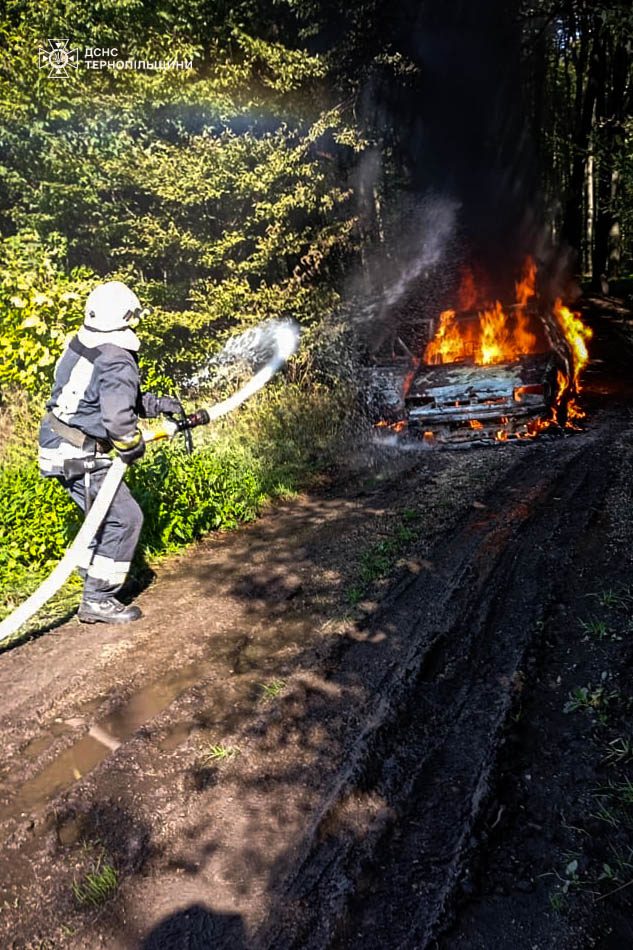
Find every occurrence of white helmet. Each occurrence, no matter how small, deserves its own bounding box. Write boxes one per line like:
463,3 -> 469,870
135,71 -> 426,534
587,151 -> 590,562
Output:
81,280 -> 144,351
84,280 -> 142,331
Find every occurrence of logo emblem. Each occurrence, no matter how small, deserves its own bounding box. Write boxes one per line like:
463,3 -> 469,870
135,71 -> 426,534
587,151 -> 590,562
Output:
38,39 -> 80,79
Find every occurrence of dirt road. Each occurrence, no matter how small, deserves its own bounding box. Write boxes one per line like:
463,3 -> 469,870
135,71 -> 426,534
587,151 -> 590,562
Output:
1,302 -> 633,948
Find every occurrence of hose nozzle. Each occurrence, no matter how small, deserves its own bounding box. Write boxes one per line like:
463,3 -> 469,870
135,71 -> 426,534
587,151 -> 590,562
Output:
176,408 -> 210,431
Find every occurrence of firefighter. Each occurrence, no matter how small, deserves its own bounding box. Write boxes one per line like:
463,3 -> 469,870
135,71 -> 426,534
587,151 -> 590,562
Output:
38,280 -> 181,624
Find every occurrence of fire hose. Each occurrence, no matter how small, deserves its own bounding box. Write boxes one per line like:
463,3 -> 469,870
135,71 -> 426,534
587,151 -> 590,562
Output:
0,321 -> 299,645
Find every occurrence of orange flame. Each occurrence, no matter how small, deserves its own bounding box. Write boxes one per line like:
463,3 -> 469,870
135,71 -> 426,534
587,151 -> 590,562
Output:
425,309 -> 472,365
418,257 -> 593,439
425,257 -> 540,367
552,298 -> 592,390
374,418 -> 408,432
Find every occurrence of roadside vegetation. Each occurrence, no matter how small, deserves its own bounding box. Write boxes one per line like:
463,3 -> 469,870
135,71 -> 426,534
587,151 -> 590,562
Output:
1,0 -> 632,644
541,582 -> 633,914
72,854 -> 119,908
0,5 -> 359,639
346,508 -> 420,605
0,380 -> 348,641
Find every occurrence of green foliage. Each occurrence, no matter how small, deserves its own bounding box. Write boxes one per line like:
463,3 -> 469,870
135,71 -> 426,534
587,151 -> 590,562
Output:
347,516 -> 419,605
0,232 -> 94,395
0,462 -> 81,573
605,737 -> 633,767
127,441 -> 265,552
0,389 -> 42,466
0,438 -> 263,591
260,678 -> 286,699
0,0 -> 362,396
0,380 -> 345,619
72,858 -> 119,907
201,743 -> 240,763
564,683 -> 617,718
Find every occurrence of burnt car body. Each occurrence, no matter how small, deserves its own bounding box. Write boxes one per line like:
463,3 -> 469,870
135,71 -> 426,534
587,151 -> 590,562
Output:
405,352 -> 557,442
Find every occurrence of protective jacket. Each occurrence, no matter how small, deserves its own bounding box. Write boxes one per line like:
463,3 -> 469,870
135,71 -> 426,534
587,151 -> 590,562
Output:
39,332 -> 160,475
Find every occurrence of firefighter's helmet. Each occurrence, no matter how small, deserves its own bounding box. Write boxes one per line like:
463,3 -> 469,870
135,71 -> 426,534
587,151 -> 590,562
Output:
84,281 -> 143,333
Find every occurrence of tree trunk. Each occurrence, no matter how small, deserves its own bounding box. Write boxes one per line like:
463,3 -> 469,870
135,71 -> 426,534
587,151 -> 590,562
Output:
585,137 -> 594,276
607,167 -> 622,280
591,33 -> 629,287
561,16 -> 599,266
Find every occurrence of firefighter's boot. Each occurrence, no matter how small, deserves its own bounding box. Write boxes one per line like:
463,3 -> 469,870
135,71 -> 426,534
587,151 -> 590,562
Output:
78,597 -> 142,624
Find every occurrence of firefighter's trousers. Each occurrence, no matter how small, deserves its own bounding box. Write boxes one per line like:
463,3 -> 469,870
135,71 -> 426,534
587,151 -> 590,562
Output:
60,468 -> 144,601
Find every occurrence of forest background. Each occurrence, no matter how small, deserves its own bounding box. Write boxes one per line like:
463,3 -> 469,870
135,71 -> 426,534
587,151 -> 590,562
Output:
0,0 -> 631,625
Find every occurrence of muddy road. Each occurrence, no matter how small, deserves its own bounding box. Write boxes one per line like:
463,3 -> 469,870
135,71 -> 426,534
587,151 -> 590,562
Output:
2,301 -> 633,948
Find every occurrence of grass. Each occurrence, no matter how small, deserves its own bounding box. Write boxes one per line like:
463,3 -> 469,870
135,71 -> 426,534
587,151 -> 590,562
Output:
593,589 -> 625,609
601,778 -> 633,807
545,855 -> 581,912
346,513 -> 420,606
604,737 -> 633,767
201,743 -> 240,764
563,683 -> 617,718
588,585 -> 633,612
579,617 -> 612,641
589,773 -> 633,893
591,799 -> 621,829
72,856 -> 118,907
607,845 -> 633,879
259,678 -> 286,700
548,888 -> 566,912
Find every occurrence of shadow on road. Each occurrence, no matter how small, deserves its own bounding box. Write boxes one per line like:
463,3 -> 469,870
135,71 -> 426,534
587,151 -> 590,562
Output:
141,902 -> 247,949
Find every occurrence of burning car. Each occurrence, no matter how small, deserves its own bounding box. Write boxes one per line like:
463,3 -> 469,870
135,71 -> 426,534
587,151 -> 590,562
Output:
375,258 -> 592,444
405,351 -> 557,442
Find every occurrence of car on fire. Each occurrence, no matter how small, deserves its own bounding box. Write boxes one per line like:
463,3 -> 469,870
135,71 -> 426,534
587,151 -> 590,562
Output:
404,351 -> 558,442
368,280 -> 587,443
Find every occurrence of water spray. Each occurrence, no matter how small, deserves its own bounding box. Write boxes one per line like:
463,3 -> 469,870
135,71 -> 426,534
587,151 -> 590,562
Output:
0,320 -> 300,646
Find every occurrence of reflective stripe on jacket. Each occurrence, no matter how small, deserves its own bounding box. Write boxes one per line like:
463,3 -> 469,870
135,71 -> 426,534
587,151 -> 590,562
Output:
38,334 -> 159,475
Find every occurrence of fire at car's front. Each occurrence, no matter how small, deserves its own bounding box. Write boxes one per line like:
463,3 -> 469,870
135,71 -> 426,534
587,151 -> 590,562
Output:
377,257 -> 593,445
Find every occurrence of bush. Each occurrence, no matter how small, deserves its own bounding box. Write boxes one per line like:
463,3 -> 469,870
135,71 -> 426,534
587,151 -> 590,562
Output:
0,443 -> 265,586
128,441 -> 266,553
0,380 -> 346,610
0,232 -> 94,396
0,463 -> 81,573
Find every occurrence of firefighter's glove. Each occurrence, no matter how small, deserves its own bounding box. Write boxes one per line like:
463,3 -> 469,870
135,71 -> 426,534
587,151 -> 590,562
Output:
157,396 -> 182,416
112,428 -> 146,464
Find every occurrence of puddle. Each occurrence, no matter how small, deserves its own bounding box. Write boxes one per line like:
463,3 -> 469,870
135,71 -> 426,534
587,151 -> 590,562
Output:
159,720 -> 194,752
3,661 -> 204,820
158,701 -> 248,752
57,814 -> 83,846
22,733 -> 62,759
3,617 -> 307,822
19,696 -> 104,762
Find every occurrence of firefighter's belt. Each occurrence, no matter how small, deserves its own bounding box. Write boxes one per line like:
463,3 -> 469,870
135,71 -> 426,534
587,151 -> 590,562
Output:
45,412 -> 111,454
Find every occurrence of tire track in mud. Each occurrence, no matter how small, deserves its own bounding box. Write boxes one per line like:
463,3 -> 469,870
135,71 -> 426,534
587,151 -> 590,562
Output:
257,418 -> 622,950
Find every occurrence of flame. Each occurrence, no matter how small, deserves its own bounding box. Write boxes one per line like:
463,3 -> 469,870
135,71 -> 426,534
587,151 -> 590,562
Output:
513,257 -> 538,356
416,256 -> 594,441
424,257 -> 540,367
425,309 -> 470,365
552,298 -> 592,390
403,357 -> 421,397
374,418 -> 408,433
515,257 -> 537,309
